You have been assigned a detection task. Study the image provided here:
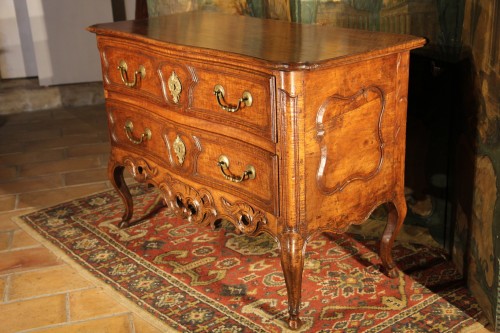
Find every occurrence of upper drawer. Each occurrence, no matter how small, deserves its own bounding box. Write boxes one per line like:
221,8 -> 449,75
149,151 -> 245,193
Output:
186,64 -> 276,143
98,37 -> 276,143
100,43 -> 164,103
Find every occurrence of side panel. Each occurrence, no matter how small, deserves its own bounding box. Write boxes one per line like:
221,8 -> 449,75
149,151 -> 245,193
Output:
304,53 -> 410,234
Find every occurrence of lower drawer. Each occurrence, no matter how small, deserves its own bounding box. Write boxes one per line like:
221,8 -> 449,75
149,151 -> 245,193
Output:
106,101 -> 278,214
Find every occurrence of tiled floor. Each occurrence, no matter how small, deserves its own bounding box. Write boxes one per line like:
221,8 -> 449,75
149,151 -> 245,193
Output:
0,105 -> 170,332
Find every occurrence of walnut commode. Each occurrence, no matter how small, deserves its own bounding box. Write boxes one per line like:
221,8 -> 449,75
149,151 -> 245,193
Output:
88,11 -> 425,329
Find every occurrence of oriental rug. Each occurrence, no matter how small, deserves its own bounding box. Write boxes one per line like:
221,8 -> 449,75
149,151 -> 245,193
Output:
17,185 -> 486,332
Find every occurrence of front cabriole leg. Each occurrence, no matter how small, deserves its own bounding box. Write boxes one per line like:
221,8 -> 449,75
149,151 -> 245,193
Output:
380,194 -> 407,277
279,231 -> 306,330
108,160 -> 133,228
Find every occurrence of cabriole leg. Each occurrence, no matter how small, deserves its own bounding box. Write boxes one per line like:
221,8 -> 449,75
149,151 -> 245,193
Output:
108,161 -> 133,228
380,196 -> 407,277
279,232 -> 305,330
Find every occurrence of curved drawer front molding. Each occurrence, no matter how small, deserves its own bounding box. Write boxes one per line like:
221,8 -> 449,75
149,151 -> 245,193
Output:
315,86 -> 386,195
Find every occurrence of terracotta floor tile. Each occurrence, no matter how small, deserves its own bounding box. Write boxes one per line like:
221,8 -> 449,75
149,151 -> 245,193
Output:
66,142 -> 110,158
0,276 -> 5,302
17,183 -> 109,209
0,294 -> 67,333
1,127 -> 61,144
0,174 -> 63,195
19,156 -> 101,178
69,288 -> 129,321
64,167 -> 108,186
1,108 -> 51,124
132,314 -> 175,333
10,229 -> 39,249
0,212 -> 20,231
51,104 -> 105,120
0,232 -> 10,251
60,122 -> 108,137
0,165 -> 17,181
0,141 -> 24,155
0,247 -> 60,275
0,209 -> 32,223
0,149 -> 65,167
0,195 -> 16,212
26,315 -> 132,333
23,133 -> 108,152
9,266 -> 93,301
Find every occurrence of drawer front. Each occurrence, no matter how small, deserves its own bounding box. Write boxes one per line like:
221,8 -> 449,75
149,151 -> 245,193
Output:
99,37 -> 276,142
162,117 -> 278,214
188,129 -> 278,213
107,101 -> 278,214
107,102 -> 167,161
187,64 -> 276,142
100,43 -> 164,104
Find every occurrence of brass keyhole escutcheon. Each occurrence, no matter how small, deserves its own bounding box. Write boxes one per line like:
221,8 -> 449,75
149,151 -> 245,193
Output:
168,71 -> 182,104
173,135 -> 186,165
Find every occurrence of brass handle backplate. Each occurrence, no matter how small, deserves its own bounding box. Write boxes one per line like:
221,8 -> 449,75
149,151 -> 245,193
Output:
213,84 -> 252,113
124,120 -> 151,145
118,60 -> 146,88
217,155 -> 256,183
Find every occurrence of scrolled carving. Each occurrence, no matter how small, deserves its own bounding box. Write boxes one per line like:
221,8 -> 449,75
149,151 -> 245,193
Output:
220,197 -> 267,235
122,156 -> 158,183
159,175 -> 217,227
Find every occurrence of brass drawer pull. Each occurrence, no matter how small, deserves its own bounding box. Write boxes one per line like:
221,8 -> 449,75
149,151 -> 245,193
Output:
124,120 -> 151,144
118,60 -> 146,88
213,84 -> 252,113
217,155 -> 256,183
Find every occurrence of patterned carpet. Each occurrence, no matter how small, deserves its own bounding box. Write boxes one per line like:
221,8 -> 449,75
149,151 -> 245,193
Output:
17,185 -> 486,332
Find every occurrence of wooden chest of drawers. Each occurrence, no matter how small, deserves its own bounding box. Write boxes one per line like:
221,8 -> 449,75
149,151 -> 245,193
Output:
89,12 -> 425,329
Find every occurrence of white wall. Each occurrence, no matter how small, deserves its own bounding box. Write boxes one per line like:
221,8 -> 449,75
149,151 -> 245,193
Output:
0,0 -> 37,78
0,0 -> 136,85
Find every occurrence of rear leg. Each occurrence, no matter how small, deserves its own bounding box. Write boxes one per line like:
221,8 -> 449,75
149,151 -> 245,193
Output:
380,195 -> 407,277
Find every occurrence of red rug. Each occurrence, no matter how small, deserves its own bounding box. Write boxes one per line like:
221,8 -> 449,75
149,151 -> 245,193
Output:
19,185 -> 484,332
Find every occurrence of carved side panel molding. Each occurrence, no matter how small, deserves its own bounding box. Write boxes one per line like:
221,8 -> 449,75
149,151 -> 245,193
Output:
315,86 -> 386,195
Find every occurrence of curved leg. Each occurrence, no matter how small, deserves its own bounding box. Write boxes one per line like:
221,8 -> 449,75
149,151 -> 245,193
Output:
279,232 -> 305,330
108,161 -> 133,228
380,195 -> 407,278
